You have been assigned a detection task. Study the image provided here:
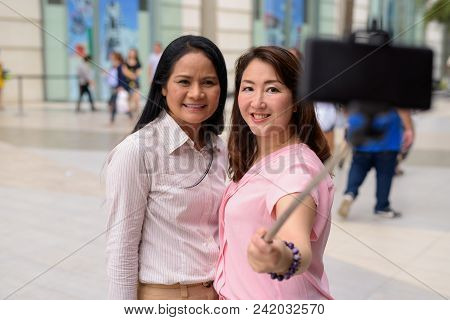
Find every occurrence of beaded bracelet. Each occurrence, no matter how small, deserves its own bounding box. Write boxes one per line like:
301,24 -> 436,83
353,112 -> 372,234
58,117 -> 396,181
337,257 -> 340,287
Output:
269,241 -> 301,281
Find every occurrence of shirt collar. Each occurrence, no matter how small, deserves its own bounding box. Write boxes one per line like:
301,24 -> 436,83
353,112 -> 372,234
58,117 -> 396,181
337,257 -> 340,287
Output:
156,110 -> 221,154
157,111 -> 190,154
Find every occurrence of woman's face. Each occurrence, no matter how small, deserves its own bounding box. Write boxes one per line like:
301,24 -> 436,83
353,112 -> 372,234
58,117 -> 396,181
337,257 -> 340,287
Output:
238,58 -> 294,138
110,54 -> 119,67
162,51 -> 220,131
128,50 -> 136,59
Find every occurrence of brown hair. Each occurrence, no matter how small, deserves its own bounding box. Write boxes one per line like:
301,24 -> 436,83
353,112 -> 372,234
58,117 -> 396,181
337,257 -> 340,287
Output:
111,51 -> 124,64
227,46 -> 330,182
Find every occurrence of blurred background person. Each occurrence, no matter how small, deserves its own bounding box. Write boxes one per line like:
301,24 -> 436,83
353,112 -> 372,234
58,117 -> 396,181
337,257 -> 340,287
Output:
338,109 -> 414,219
123,48 -> 142,114
315,102 -> 338,152
110,52 -> 132,123
335,106 -> 349,168
395,110 -> 415,175
104,52 -> 120,123
76,55 -> 97,112
147,41 -> 162,84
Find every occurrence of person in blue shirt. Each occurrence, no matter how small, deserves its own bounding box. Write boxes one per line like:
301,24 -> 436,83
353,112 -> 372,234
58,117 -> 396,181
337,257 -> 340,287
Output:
338,109 -> 414,218
108,51 -> 133,123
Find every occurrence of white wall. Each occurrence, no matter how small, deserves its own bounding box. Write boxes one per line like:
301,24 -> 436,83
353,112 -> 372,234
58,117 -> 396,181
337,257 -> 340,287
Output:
216,0 -> 252,93
182,0 -> 201,35
0,0 -> 43,102
425,21 -> 445,80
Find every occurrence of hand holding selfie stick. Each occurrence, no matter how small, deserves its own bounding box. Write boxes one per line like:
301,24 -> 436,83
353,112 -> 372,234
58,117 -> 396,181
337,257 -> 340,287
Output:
263,142 -> 351,243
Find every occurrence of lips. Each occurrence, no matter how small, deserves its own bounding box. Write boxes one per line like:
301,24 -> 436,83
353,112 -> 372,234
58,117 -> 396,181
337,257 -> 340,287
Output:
251,113 -> 271,121
183,103 -> 207,110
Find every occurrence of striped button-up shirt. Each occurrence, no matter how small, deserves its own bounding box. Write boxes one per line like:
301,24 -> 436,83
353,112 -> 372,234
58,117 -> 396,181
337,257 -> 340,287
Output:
105,111 -> 227,299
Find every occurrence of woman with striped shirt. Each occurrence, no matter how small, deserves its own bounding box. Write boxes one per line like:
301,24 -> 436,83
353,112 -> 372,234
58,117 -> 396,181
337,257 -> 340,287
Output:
105,35 -> 228,300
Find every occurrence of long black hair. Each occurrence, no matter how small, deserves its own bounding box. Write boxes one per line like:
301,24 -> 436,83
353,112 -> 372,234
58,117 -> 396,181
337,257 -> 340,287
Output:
132,35 -> 228,136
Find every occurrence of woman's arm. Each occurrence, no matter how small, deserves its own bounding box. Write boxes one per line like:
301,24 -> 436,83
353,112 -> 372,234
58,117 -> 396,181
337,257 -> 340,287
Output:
397,109 -> 414,151
135,67 -> 142,78
247,194 -> 315,275
105,139 -> 150,299
121,65 -> 137,80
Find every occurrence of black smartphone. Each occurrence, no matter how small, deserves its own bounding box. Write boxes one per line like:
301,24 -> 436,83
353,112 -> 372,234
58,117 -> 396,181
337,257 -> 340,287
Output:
300,38 -> 433,110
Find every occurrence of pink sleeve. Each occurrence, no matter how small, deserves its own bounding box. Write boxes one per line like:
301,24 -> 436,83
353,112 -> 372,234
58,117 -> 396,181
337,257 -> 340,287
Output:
265,161 -> 331,241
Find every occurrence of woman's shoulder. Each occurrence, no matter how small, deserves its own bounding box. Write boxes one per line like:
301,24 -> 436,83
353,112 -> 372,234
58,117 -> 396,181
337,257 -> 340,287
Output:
285,144 -> 334,190
259,143 -> 324,181
273,143 -> 322,167
107,133 -> 142,163
108,122 -> 162,161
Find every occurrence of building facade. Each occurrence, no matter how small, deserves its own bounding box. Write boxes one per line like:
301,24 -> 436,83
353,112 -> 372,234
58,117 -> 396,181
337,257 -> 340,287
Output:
0,0 -> 445,103
0,0 -> 44,102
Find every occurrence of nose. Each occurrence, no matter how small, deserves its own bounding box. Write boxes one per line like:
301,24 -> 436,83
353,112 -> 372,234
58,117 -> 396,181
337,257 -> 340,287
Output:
250,91 -> 265,109
188,83 -> 204,100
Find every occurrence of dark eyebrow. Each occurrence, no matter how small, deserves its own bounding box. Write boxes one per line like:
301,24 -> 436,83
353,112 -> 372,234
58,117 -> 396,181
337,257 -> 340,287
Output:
174,74 -> 218,80
242,79 -> 282,85
202,76 -> 219,80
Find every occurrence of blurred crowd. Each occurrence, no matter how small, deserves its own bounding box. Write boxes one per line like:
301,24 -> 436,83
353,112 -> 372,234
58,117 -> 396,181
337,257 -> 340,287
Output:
75,42 -> 163,123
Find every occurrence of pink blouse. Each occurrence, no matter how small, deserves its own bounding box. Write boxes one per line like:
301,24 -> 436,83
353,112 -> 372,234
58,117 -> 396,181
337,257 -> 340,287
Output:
214,143 -> 335,300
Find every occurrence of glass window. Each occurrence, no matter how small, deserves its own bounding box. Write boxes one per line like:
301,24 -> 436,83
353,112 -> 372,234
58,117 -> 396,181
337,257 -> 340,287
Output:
253,0 -> 306,48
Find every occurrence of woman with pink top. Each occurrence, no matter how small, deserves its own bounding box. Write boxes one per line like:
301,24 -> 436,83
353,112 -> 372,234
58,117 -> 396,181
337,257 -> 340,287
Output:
214,46 -> 335,299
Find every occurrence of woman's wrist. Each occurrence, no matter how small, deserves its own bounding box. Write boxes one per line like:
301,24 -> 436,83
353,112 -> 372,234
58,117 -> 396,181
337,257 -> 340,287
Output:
269,241 -> 301,281
274,242 -> 294,274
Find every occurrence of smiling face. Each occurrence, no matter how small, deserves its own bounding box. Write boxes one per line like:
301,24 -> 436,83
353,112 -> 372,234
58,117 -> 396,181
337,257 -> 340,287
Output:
238,58 -> 295,141
162,51 -> 220,135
